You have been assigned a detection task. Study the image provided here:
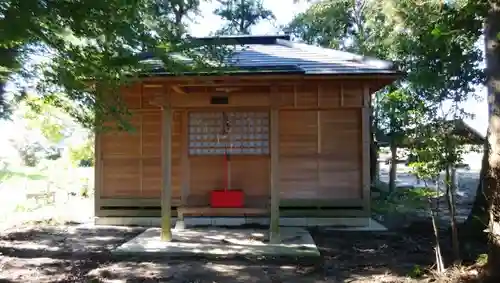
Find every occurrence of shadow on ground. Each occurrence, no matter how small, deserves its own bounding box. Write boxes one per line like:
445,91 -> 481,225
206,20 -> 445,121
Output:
0,222 -> 487,283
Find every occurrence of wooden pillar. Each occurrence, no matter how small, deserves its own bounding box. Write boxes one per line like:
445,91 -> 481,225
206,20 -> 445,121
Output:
181,110 -> 189,206
94,132 -> 102,217
175,110 -> 189,230
161,107 -> 173,241
362,85 -> 371,215
270,108 -> 280,243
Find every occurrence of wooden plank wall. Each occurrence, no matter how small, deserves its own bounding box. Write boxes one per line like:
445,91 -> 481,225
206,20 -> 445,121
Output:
97,79 -> 368,208
278,83 -> 362,201
98,84 -> 182,205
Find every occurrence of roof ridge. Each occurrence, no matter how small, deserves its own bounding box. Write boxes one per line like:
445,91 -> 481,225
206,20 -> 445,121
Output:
190,34 -> 291,45
275,39 -> 395,70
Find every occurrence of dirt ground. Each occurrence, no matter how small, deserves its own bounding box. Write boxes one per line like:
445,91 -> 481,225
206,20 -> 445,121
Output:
0,221 -> 485,283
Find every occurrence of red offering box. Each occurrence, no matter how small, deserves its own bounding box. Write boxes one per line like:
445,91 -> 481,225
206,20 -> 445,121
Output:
210,190 -> 244,208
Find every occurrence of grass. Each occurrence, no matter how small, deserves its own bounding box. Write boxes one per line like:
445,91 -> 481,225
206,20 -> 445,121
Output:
372,186 -> 435,215
0,166 -> 47,182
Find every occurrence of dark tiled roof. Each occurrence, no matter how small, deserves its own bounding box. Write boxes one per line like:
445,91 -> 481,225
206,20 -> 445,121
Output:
139,35 -> 401,76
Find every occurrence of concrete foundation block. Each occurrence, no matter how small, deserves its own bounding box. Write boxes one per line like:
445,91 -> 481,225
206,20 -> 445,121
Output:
279,217 -> 307,227
211,217 -> 246,226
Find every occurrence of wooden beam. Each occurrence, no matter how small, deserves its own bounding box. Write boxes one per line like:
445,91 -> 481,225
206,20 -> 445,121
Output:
363,84 -> 370,107
277,106 -> 364,111
161,106 -> 173,241
95,208 -> 368,218
171,85 -> 186,94
280,198 -> 364,207
280,209 -> 369,217
98,197 -> 182,207
97,197 -> 362,209
126,108 -> 163,114
148,91 -> 169,107
178,82 -> 286,87
139,73 -> 402,84
270,108 -> 280,243
143,83 -> 164,88
96,209 -> 168,218
362,85 -> 371,215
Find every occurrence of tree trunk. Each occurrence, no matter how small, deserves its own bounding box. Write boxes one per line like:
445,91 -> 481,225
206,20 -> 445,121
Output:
485,1 -> 500,280
430,196 -> 445,273
0,46 -> 20,118
389,141 -> 397,193
446,165 -> 460,263
462,140 -> 489,240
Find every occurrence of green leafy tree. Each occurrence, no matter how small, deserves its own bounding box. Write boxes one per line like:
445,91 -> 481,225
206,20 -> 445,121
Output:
1,0 -> 152,118
288,0 -> 390,57
376,88 -> 421,193
410,117 -> 474,264
69,134 -> 94,167
21,95 -> 71,144
0,0 -> 230,130
8,94 -> 76,165
214,0 -> 275,35
150,0 -> 202,37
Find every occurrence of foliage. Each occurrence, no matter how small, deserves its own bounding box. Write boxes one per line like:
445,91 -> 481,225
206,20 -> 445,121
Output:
0,164 -> 46,182
7,94 -> 80,165
288,0 -> 391,57
409,129 -> 467,180
385,1 -> 484,120
0,161 -> 13,183
372,187 -> 438,215
214,0 -> 275,35
79,177 -> 91,198
289,0 -> 484,121
408,264 -> 424,278
0,0 -> 233,130
376,88 -> 424,147
12,140 -> 44,167
69,136 -> 94,167
151,0 -> 202,37
1,0 -> 152,118
14,204 -> 30,213
476,253 -> 488,266
20,94 -> 71,144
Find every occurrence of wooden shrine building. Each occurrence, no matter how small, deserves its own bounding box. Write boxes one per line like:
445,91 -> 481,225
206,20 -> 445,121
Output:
94,35 -> 402,238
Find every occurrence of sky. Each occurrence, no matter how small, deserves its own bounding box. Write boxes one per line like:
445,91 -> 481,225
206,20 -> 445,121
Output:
188,0 -> 311,37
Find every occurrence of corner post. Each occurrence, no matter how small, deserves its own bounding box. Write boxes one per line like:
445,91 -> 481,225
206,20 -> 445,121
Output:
362,85 -> 371,216
94,128 -> 102,218
161,106 -> 173,241
270,108 -> 280,243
